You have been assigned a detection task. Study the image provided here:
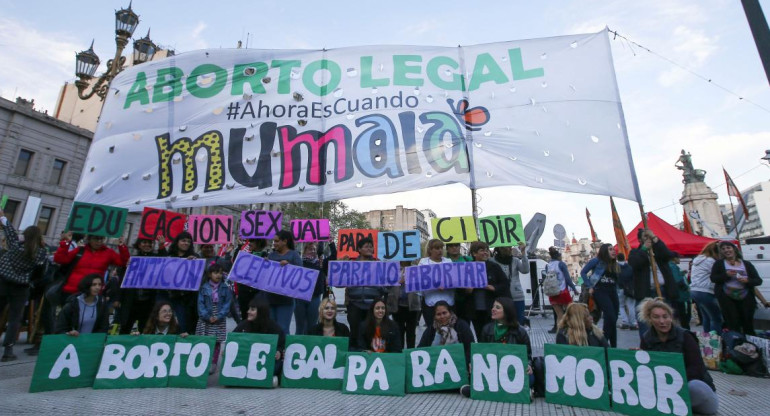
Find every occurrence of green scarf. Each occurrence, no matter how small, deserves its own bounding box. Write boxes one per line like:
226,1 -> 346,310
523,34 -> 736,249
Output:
494,322 -> 509,342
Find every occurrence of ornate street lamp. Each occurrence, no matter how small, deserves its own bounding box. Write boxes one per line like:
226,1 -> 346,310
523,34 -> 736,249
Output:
74,2 -> 153,100
761,149 -> 770,167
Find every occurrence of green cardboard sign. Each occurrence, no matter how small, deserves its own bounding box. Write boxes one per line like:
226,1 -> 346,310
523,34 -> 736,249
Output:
281,335 -> 348,390
342,352 -> 405,397
608,349 -> 692,416
470,343 -> 530,403
29,334 -> 106,393
93,335 -> 177,389
405,344 -> 467,393
65,201 -> 128,238
218,332 -> 278,388
0,195 -> 8,210
477,214 -> 526,247
544,344 -> 610,411
167,335 -> 216,389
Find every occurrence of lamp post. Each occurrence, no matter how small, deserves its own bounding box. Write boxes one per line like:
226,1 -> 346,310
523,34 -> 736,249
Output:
74,2 -> 157,101
762,149 -> 770,168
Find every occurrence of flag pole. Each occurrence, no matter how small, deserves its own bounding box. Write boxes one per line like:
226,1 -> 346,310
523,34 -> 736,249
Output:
638,202 -> 663,298
727,192 -> 742,242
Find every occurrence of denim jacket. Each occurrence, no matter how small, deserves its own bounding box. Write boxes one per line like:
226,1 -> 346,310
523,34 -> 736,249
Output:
580,257 -> 606,289
197,281 -> 233,321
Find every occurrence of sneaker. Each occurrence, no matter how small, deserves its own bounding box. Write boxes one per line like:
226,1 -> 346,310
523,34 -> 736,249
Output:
459,384 -> 471,398
618,323 -> 629,329
272,375 -> 279,388
630,324 -> 639,330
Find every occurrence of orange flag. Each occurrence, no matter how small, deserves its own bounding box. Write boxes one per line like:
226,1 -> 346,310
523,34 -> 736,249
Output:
723,168 -> 749,219
610,197 -> 630,259
586,207 -> 598,242
682,211 -> 694,234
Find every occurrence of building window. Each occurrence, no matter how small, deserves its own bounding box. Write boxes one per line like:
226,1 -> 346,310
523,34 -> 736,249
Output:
48,159 -> 67,185
14,149 -> 34,176
3,200 -> 21,225
37,206 -> 55,235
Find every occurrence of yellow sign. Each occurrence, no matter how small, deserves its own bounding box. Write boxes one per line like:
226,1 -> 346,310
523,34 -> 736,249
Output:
431,216 -> 478,243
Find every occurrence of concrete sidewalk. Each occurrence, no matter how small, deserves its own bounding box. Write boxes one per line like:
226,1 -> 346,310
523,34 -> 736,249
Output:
1,313 -> 767,415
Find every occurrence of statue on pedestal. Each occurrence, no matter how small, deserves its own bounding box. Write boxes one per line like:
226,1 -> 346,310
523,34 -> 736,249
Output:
675,150 -> 707,184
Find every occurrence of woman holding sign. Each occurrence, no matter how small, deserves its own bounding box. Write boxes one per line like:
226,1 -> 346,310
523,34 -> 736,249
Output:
418,239 -> 454,327
142,301 -> 186,335
418,301 -> 474,363
479,297 -> 534,392
116,236 -> 166,334
261,230 -> 302,335
580,243 -> 620,347
356,298 -> 402,353
56,274 -> 110,336
467,241 -> 510,341
160,231 -> 199,334
294,242 -> 326,335
555,303 -> 608,347
234,298 -> 285,383
307,297 -> 350,337
639,298 -> 718,415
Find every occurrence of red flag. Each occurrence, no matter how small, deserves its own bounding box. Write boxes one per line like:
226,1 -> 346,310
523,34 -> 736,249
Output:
682,210 -> 694,234
610,197 -> 630,258
723,168 -> 749,219
586,208 -> 598,242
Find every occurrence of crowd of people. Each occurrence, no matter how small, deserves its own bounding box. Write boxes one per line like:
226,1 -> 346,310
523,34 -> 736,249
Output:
3,211 -> 767,414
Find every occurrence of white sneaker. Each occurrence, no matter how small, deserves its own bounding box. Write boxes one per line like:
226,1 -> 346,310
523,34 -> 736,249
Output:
272,375 -> 279,388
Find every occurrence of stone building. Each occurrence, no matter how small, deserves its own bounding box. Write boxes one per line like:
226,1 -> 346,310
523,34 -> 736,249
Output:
720,180 -> 770,239
364,205 -> 430,245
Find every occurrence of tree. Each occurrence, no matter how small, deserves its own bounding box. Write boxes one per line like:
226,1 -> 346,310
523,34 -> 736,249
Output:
279,201 -> 369,242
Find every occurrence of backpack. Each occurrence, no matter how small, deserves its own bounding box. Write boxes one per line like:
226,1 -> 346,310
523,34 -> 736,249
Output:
542,263 -> 562,297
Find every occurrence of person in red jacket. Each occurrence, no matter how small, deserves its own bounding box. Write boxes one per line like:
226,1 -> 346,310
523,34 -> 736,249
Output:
53,233 -> 130,298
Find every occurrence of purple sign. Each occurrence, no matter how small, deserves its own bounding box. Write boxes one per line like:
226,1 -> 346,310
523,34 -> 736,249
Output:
121,257 -> 206,291
239,210 -> 282,239
290,219 -> 331,242
327,261 -> 401,287
228,252 -> 318,301
404,262 -> 488,293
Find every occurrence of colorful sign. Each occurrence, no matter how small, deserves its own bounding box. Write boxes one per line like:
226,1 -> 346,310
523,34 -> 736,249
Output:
327,261 -> 401,287
342,352 -> 405,397
29,334 -> 106,393
138,207 -> 187,241
470,343 -> 530,403
219,333 -> 279,388
187,214 -> 233,244
121,257 -> 206,291
65,201 -> 127,238
405,344 -> 467,393
404,262 -> 487,292
228,251 -> 319,301
477,214 -> 525,247
167,335 -> 216,389
377,230 -> 421,261
431,216 -> 479,244
281,335 -> 348,390
544,344 -> 610,411
336,229 -> 378,259
93,335 -> 178,389
239,209 -> 282,239
290,219 -> 331,242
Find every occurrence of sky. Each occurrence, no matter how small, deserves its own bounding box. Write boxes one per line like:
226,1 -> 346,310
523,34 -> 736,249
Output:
1,0 -> 769,247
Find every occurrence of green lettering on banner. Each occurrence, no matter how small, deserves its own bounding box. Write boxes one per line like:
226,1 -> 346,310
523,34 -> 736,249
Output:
477,214 -> 526,248
544,344 -> 610,411
65,201 -> 128,238
405,344 -> 467,393
470,343 -> 530,403
167,335 -> 216,389
93,335 -> 177,389
342,352 -> 405,397
29,334 -> 106,393
607,349 -> 692,416
218,332 -> 278,388
281,335 -> 348,390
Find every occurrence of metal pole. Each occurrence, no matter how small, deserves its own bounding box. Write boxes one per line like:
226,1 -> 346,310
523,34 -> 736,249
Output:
741,0 -> 770,85
471,188 -> 478,220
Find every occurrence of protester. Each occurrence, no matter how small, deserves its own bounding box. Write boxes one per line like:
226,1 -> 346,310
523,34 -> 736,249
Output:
116,236 -> 165,334
0,210 -> 49,362
260,230 -> 302,335
159,231 -> 199,333
544,246 -> 576,333
418,239 -> 454,327
628,229 -> 677,338
390,260 -> 421,349
142,301 -> 187,336
356,298 -> 402,353
638,298 -> 718,415
710,241 -> 763,335
689,242 -> 722,333
196,263 -> 233,374
233,298 -> 285,385
490,242 -> 529,327
345,237 -> 388,346
54,233 -> 130,301
307,297 -> 350,338
446,242 -> 474,325
467,241 -> 510,341
616,253 -> 638,330
55,274 -> 110,336
198,243 -> 233,271
669,252 -> 691,329
294,242 -> 325,335
236,239 -> 268,321
417,301 -> 474,363
580,243 -> 620,347
555,303 -> 609,347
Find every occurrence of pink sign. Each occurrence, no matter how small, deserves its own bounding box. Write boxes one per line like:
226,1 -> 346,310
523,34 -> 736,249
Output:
290,219 -> 331,242
239,210 -> 282,239
187,215 -> 233,244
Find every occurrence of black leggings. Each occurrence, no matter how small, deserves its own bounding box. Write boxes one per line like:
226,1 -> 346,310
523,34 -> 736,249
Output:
592,284 -> 619,347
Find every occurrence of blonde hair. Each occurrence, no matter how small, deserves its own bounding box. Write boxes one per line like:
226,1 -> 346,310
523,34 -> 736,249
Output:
318,297 -> 337,324
637,298 -> 674,325
557,303 -> 604,346
698,241 -> 720,259
425,238 -> 445,255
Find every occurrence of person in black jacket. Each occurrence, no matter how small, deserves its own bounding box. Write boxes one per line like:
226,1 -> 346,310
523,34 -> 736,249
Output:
294,242 -> 327,335
233,298 -> 285,381
627,228 -> 677,337
418,301 -> 474,365
710,241 -> 763,335
357,298 -> 401,352
466,241 -> 510,341
56,274 -> 110,335
479,297 -> 534,386
159,232 -> 200,334
116,236 -> 166,334
555,303 -> 609,347
307,297 -> 350,338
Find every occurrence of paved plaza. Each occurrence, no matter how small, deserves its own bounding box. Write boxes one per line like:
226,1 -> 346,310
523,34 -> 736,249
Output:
1,312 -> 768,415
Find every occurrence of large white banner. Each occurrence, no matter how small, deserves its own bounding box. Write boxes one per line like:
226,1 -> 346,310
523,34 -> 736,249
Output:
75,30 -> 640,210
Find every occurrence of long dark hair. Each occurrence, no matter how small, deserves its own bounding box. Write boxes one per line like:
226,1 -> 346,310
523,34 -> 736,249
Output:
169,231 -> 196,257
363,298 -> 393,344
143,301 -> 181,335
494,297 -> 519,329
718,241 -> 743,260
242,298 -> 274,333
274,230 -> 295,251
22,225 -> 43,261
597,243 -> 619,273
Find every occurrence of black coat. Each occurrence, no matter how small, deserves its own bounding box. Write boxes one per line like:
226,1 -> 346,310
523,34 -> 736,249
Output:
55,294 -> 110,334
357,320 -> 402,353
627,240 -> 677,301
233,318 -> 286,351
641,326 -> 715,391
480,322 -> 532,361
469,260 -> 511,312
710,259 -> 763,306
418,318 -> 475,363
307,320 -> 350,338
